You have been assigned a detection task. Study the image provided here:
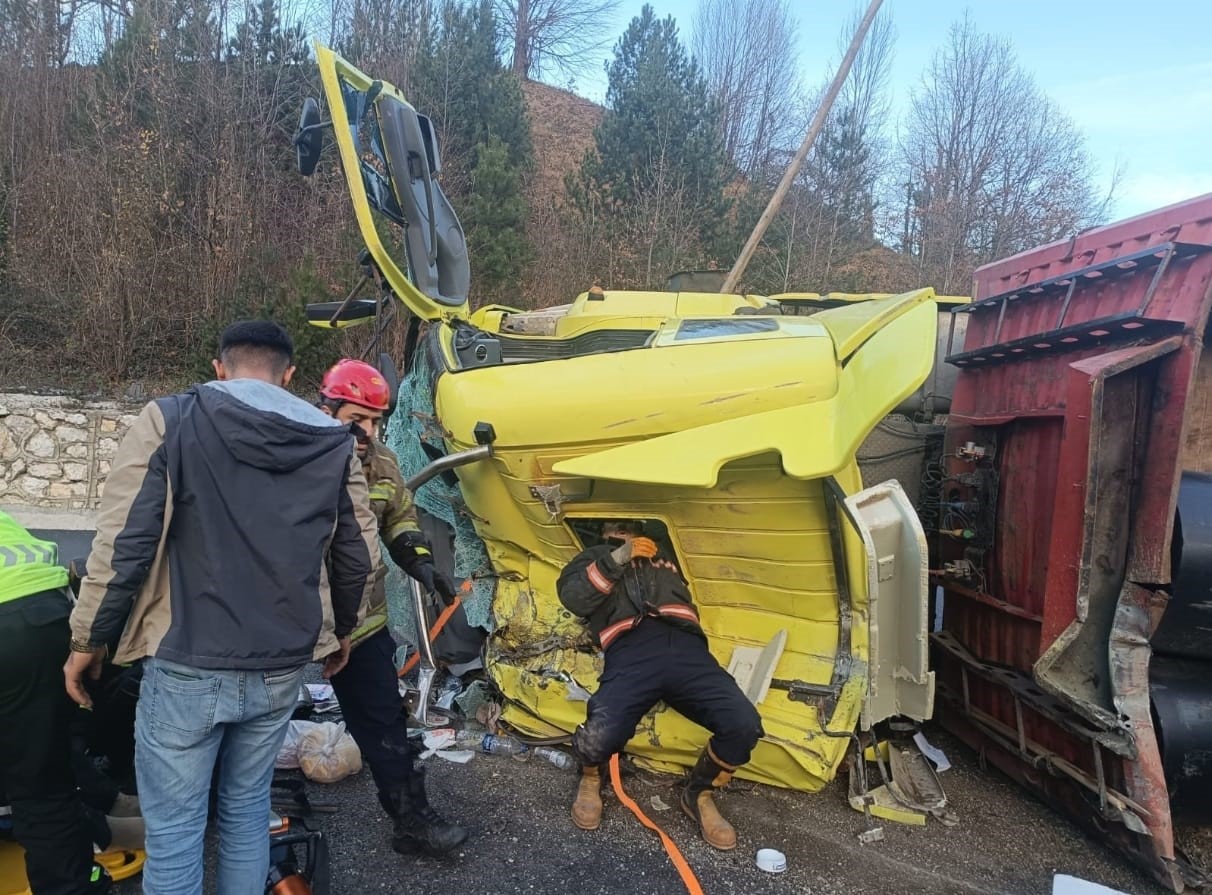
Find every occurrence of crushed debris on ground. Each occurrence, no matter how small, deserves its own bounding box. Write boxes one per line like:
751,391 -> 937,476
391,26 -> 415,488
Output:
112,721 -> 1160,895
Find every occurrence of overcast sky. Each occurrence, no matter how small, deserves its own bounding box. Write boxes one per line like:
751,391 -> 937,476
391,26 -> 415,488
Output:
568,0 -> 1212,221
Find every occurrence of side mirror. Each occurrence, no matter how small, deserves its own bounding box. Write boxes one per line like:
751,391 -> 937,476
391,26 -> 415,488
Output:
305,299 -> 377,328
295,97 -> 325,177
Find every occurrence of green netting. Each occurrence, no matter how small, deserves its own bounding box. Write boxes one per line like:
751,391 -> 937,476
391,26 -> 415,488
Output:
382,340 -> 495,661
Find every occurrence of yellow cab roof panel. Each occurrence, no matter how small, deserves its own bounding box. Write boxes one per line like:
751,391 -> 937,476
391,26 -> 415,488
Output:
436,316 -> 839,448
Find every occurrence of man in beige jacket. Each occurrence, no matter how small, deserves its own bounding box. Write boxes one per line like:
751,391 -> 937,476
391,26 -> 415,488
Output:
64,321 -> 377,895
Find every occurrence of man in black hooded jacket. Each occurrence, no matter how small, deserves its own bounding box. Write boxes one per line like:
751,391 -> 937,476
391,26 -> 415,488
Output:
64,321 -> 377,895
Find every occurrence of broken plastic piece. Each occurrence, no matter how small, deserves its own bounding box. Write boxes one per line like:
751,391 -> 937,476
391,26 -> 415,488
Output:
305,684 -> 334,702
1052,875 -> 1130,895
420,728 -> 456,758
303,683 -> 339,714
848,753 -> 928,826
755,848 -> 787,873
727,630 -> 787,706
887,742 -> 948,814
912,731 -> 951,772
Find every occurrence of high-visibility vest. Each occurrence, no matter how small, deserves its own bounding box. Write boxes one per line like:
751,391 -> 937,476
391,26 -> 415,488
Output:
0,511 -> 69,605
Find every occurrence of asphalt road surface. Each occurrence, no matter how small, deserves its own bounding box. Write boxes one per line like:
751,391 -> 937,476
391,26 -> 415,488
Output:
109,721 -> 1157,895
17,525 -> 1157,895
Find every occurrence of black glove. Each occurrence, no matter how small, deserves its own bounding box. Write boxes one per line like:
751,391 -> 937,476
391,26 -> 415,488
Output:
410,558 -> 458,607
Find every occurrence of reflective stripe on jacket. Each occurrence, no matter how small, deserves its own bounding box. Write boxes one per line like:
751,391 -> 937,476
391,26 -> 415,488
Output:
0,511 -> 69,605
556,543 -> 703,650
350,438 -> 423,644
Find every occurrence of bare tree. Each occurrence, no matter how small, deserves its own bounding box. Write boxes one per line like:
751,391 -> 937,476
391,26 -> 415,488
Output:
743,3 -> 894,294
495,0 -> 620,82
336,0 -> 433,88
800,5 -> 894,282
692,0 -> 800,179
901,15 -> 1109,293
835,4 -> 892,157
0,0 -> 363,387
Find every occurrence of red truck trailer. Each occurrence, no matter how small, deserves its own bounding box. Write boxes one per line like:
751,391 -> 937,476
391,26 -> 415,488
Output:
933,194 -> 1212,891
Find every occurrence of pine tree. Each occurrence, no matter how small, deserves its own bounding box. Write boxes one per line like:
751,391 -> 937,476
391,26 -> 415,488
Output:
809,106 -> 877,247
414,0 -> 532,173
465,136 -> 532,298
569,4 -> 731,288
228,0 -> 308,66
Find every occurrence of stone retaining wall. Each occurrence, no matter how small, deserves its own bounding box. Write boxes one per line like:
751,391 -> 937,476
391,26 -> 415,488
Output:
0,393 -> 141,509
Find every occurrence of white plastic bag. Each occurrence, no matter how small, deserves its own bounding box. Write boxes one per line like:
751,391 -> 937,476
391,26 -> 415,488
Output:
275,719 -> 313,770
296,721 -> 363,783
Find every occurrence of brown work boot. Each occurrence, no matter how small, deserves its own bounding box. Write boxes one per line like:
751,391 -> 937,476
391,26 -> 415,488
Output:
680,747 -> 738,850
571,764 -> 605,830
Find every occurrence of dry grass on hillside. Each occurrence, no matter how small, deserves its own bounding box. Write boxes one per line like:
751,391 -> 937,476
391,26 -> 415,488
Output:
521,79 -> 603,207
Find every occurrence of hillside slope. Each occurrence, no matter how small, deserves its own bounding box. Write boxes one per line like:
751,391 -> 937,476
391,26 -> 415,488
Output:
521,79 -> 603,205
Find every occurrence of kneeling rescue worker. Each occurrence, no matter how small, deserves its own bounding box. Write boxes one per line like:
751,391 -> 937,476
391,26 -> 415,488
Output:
317,359 -> 467,857
557,520 -> 765,850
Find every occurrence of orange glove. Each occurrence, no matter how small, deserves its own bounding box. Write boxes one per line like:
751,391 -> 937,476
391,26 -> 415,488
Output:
629,537 -> 658,561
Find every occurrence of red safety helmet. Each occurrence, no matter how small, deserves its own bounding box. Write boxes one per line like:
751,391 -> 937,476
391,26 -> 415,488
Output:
319,359 -> 391,411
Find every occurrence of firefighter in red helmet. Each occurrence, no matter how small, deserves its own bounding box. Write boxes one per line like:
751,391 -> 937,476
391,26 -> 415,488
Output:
317,359 -> 467,857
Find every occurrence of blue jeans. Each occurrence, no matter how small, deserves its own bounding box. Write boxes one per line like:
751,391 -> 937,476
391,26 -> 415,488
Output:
135,658 -> 304,895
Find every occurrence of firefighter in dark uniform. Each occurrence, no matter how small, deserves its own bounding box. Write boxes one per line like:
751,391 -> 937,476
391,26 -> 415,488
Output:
317,359 -> 467,857
557,520 -> 764,850
0,512 -> 110,893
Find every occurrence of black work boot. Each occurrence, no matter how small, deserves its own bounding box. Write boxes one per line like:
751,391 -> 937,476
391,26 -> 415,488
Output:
680,747 -> 738,850
389,768 -> 468,857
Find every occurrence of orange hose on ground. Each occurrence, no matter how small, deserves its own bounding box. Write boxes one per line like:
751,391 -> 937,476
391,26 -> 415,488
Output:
608,754 -> 705,895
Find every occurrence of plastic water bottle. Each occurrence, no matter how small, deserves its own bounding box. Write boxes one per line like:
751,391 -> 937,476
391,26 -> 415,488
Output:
532,746 -> 576,770
453,729 -> 486,749
482,734 -> 528,756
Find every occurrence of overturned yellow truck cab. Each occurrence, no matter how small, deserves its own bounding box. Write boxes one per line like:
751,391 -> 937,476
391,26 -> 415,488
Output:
304,45 -> 941,791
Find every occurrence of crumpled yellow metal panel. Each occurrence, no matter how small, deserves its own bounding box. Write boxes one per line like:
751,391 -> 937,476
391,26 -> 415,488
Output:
551,297 -> 938,487
480,459 -> 868,791
435,320 -> 838,449
434,290 -> 937,792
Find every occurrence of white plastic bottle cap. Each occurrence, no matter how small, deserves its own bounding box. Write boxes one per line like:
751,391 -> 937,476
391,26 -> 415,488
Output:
755,848 -> 787,873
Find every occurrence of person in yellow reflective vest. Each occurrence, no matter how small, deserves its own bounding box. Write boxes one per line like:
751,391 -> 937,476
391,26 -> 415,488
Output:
0,511 -> 110,894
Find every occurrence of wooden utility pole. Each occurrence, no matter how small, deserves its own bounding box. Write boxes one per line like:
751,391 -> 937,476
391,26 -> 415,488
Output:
721,0 -> 885,294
